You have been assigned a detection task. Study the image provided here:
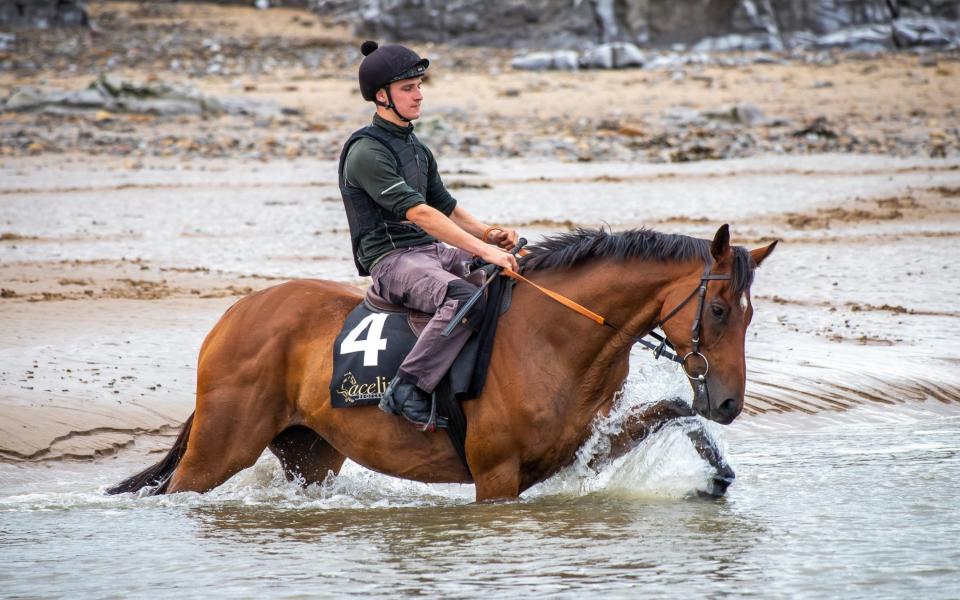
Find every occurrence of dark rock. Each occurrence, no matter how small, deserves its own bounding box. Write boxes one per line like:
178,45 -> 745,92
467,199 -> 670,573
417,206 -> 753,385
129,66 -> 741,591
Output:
313,0 -> 960,51
662,106 -> 706,128
670,142 -> 720,162
785,30 -> 819,49
815,24 -> 894,51
412,116 -> 462,149
892,17 -> 960,47
792,116 -> 839,139
347,0 -> 598,49
692,33 -> 772,53
0,0 -> 89,28
643,52 -> 710,71
703,103 -> 766,126
2,74 -> 286,117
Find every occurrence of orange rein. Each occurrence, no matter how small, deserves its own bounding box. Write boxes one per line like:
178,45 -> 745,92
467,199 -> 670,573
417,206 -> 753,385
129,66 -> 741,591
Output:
480,236 -> 606,327
499,254 -> 726,372
501,268 -> 606,326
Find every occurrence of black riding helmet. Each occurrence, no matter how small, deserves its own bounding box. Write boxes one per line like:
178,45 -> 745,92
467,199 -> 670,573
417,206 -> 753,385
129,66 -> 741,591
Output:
358,40 -> 429,122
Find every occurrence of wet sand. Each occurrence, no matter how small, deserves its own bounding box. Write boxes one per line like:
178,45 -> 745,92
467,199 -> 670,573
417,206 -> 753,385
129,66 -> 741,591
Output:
2,151 -> 959,460
2,1 -> 959,462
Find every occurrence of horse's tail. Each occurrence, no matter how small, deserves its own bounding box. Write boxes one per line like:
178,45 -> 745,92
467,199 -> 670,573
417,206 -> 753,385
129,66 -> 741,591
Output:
105,412 -> 194,495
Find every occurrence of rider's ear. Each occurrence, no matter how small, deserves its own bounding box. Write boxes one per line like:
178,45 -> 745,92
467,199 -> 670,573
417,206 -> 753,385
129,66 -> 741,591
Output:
750,239 -> 779,267
710,224 -> 731,262
375,87 -> 387,104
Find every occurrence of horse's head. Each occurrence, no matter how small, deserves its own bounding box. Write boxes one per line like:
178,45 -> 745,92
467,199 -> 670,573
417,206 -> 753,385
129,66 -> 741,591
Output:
659,225 -> 777,425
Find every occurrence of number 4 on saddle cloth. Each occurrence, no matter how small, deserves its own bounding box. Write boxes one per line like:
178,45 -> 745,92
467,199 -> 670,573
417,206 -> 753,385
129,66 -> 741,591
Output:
330,266 -> 514,464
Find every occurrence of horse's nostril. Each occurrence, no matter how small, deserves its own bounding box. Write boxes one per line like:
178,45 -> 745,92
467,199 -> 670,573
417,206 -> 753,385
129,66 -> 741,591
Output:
719,398 -> 737,416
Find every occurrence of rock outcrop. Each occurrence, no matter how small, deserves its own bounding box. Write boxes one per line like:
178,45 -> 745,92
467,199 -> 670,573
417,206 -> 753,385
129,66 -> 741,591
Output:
2,74 -> 289,117
312,0 -> 960,49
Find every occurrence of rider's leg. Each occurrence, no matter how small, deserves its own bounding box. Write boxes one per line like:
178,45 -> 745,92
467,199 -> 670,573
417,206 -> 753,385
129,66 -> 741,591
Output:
434,243 -> 473,278
380,279 -> 484,427
398,278 -> 484,392
371,244 -> 484,427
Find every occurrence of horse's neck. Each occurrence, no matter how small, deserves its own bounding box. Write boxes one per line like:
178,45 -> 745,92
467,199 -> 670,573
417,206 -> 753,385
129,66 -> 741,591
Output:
513,260 -> 692,413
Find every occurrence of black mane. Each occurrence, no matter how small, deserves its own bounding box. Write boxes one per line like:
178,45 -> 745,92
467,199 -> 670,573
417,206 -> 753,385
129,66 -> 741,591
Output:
520,228 -> 756,294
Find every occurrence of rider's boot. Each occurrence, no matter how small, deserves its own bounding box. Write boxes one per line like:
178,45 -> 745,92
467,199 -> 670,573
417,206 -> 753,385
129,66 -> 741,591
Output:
379,375 -> 447,431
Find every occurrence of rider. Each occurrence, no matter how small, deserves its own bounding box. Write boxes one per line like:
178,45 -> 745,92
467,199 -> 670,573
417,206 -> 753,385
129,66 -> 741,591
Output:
338,40 -> 519,429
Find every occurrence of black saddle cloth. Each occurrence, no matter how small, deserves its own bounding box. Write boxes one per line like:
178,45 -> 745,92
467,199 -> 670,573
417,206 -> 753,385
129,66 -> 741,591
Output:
330,269 -> 513,411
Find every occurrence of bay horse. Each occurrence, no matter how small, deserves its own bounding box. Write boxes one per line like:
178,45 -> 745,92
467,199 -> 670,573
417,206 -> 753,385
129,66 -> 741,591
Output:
109,225 -> 776,501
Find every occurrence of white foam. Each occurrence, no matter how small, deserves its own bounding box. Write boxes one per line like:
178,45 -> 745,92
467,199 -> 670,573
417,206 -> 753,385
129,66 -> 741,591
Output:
529,353 -> 731,500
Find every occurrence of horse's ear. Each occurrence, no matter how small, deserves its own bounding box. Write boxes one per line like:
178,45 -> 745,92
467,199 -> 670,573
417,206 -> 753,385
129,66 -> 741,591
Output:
710,224 -> 731,261
750,239 -> 779,267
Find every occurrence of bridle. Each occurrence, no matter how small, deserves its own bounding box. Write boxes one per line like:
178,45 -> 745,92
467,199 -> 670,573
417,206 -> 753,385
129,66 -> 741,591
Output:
615,263 -> 731,380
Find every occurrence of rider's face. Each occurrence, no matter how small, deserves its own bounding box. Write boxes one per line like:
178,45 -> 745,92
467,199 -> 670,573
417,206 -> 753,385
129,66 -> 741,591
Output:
379,77 -> 423,120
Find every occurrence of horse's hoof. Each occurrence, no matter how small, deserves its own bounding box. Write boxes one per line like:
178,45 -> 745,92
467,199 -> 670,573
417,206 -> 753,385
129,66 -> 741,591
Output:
697,472 -> 735,498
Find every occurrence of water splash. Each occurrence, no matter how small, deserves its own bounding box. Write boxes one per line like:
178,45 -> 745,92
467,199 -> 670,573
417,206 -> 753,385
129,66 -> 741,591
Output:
529,355 -> 732,500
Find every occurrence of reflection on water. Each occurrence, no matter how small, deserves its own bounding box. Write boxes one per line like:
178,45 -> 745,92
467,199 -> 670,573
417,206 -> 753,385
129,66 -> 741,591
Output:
182,494 -> 768,596
2,408 -> 958,598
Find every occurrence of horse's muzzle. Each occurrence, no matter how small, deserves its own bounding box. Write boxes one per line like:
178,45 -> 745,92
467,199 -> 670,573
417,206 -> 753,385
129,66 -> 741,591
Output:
692,381 -> 742,424
714,397 -> 741,424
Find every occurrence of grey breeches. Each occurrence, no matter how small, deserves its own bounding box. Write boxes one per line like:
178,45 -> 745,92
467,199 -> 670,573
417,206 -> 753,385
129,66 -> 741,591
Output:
369,243 -> 482,392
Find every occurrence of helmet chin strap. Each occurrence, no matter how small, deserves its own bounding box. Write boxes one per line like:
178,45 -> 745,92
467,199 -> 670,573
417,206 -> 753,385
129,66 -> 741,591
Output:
377,87 -> 413,123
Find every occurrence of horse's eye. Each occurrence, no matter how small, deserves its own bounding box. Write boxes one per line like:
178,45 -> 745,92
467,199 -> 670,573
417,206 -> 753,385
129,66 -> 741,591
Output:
711,304 -> 726,319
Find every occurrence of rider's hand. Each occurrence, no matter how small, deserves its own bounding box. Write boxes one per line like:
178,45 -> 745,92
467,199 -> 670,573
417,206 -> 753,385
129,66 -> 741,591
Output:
490,228 -> 520,251
478,245 -> 519,271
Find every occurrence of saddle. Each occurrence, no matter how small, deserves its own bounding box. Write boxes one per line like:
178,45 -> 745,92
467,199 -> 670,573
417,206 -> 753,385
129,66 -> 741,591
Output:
362,266 -> 488,335
329,268 -> 514,474
331,267 -> 511,407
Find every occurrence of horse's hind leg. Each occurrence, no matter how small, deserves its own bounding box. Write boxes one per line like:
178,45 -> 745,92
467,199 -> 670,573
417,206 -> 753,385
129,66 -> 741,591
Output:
269,425 -> 346,485
165,391 -> 283,494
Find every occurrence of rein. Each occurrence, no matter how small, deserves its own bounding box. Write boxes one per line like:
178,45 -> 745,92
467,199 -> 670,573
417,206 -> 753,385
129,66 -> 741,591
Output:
502,264 -> 731,381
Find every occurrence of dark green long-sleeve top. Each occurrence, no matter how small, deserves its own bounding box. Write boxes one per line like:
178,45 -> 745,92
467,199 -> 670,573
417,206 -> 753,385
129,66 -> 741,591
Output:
342,114 -> 457,271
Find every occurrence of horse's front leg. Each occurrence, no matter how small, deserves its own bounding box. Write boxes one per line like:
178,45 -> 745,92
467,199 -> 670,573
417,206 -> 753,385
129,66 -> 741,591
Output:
592,397 -> 735,497
473,457 -> 521,503
685,426 -> 735,497
590,397 -> 694,470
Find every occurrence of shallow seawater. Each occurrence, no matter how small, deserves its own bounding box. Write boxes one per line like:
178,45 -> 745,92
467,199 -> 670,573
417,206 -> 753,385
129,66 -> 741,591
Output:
2,154 -> 959,597
2,376 -> 958,598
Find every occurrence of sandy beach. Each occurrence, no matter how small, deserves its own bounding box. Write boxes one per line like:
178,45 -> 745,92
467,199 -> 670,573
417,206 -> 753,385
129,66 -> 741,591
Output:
2,150 -> 959,461
2,2 -> 959,463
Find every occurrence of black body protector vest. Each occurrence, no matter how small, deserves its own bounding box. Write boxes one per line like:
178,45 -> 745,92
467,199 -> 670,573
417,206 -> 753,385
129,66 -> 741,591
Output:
338,124 -> 431,276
